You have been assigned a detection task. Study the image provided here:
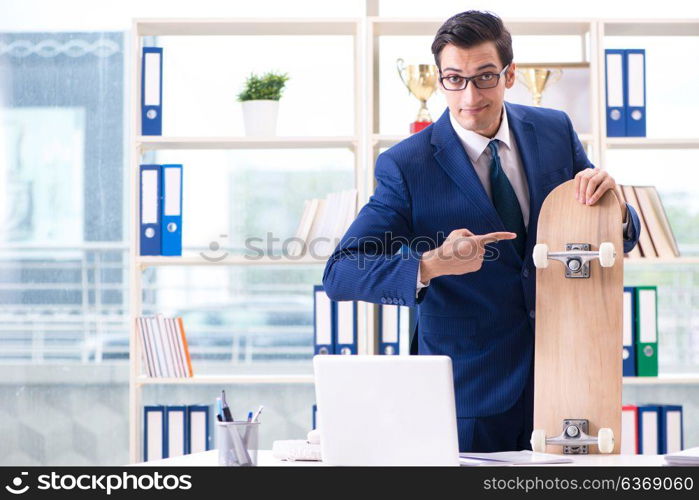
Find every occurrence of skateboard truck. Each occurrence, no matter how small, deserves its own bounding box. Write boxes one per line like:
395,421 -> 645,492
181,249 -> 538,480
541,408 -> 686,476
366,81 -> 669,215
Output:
531,419 -> 615,454
532,242 -> 616,278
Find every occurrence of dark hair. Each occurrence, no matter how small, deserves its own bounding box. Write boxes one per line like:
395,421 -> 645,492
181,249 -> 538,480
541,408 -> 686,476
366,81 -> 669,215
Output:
431,11 -> 513,71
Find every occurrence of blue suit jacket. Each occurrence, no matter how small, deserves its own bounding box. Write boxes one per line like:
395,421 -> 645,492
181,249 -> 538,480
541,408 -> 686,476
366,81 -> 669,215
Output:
323,102 -> 641,418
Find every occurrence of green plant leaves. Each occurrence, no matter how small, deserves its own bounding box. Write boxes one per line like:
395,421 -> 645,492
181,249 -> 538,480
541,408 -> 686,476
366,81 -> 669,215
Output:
237,71 -> 290,101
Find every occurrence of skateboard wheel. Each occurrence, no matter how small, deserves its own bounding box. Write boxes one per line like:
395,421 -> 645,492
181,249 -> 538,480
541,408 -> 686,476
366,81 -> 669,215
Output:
597,428 -> 614,453
598,242 -> 615,268
530,429 -> 547,453
533,244 -> 549,269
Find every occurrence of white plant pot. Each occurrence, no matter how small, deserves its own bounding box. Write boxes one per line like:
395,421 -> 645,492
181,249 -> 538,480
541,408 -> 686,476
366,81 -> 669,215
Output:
241,99 -> 279,136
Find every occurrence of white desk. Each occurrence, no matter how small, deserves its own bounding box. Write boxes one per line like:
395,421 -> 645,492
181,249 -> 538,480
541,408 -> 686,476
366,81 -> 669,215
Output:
136,450 -> 667,467
136,450 -> 324,466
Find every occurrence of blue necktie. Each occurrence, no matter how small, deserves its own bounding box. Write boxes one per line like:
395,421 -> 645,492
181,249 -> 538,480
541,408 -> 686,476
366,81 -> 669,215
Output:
487,140 -> 526,258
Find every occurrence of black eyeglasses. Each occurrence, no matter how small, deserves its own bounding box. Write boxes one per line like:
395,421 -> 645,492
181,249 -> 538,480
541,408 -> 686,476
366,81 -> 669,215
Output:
439,64 -> 510,91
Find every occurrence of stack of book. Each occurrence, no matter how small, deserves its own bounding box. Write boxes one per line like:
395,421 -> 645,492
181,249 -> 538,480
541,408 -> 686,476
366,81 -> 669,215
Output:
289,189 -> 358,258
619,185 -> 680,259
136,314 -> 193,378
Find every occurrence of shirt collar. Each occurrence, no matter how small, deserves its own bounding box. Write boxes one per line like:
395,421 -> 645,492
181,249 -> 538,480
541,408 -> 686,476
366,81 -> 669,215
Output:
449,105 -> 512,164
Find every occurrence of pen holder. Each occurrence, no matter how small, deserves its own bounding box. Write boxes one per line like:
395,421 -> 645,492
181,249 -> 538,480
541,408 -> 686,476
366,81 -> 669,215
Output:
216,421 -> 260,466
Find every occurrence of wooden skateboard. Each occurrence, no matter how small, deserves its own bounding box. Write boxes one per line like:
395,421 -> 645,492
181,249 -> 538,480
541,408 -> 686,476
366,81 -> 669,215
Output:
530,179 -> 623,454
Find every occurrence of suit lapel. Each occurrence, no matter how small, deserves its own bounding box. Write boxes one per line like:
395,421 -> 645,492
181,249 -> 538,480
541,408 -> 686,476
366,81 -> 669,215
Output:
431,109 -> 503,231
505,102 -> 542,260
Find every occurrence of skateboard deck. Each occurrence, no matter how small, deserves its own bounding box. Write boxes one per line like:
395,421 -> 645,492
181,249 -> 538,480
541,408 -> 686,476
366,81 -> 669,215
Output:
532,179 -> 623,454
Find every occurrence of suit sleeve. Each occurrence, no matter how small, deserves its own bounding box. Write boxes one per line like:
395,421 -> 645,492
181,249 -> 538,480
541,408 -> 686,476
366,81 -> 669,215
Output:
322,152 -> 425,307
564,112 -> 641,254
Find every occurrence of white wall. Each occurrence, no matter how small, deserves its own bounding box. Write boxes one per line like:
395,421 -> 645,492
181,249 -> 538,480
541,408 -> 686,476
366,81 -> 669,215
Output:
2,0 -> 699,32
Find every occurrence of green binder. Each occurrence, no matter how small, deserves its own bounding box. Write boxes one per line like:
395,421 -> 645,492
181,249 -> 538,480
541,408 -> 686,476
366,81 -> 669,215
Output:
635,286 -> 658,377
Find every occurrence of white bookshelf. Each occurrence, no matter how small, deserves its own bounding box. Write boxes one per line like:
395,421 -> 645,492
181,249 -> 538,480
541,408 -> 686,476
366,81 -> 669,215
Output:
369,18 -> 595,37
137,136 -> 358,151
136,254 -> 327,269
625,257 -> 699,265
605,138 -> 699,150
135,374 -> 315,386
135,18 -> 360,36
128,12 -> 699,462
128,17 -> 365,463
623,376 -> 699,386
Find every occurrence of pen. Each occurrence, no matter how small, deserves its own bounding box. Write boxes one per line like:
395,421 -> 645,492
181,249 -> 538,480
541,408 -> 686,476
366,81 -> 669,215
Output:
215,397 -> 223,421
247,411 -> 253,422
251,405 -> 264,423
221,390 -> 234,422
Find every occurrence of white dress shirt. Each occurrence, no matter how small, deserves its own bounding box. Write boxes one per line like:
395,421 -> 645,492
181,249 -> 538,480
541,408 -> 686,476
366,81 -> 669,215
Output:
416,107 -> 628,294
448,107 -> 531,230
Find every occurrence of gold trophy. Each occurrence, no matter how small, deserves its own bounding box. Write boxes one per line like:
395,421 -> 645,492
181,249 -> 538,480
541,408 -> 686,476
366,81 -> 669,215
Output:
396,58 -> 439,133
516,65 -> 563,106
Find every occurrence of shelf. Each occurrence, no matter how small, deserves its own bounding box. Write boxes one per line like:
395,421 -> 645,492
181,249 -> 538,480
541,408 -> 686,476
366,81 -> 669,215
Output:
373,134 -> 406,148
603,20 -> 699,37
137,375 -> 699,386
623,375 -> 699,385
134,18 -> 360,36
516,62 -> 590,69
625,257 -> 699,265
136,374 -> 314,385
374,132 -> 594,149
136,374 -> 699,386
605,138 -> 699,150
137,254 -> 327,269
137,136 -> 358,151
370,18 -> 593,37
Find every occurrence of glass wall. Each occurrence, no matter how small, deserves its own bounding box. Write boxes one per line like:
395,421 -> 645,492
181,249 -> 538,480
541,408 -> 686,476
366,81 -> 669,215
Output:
0,31 -> 127,464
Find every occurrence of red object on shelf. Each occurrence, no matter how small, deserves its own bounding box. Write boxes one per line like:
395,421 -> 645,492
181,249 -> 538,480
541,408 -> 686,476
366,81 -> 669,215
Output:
410,121 -> 432,134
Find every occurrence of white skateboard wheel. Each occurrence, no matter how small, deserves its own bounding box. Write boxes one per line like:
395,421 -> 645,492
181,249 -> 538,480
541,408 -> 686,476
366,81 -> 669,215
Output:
533,244 -> 549,269
597,427 -> 614,453
530,429 -> 547,453
598,242 -> 616,268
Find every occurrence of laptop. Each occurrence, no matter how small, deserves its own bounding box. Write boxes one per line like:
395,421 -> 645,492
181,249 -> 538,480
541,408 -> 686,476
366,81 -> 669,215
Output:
313,355 -> 460,466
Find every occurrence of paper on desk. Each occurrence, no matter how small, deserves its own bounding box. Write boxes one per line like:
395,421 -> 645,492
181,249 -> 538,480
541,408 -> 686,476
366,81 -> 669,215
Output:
459,450 -> 573,466
664,446 -> 699,466
272,440 -> 322,462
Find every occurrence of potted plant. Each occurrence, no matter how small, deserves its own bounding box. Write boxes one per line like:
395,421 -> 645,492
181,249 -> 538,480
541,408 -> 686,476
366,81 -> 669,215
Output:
237,71 -> 289,136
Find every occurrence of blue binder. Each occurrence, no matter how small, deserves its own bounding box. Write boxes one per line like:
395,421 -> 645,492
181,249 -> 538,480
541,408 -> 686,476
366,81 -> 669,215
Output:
637,405 -> 661,455
622,286 -> 637,376
659,405 -> 684,454
141,47 -> 163,136
378,304 -> 410,355
164,405 -> 187,457
187,405 -> 211,454
160,164 -> 183,256
140,164 -> 162,256
625,49 -> 646,137
143,405 -> 166,461
313,285 -> 335,355
334,300 -> 357,354
605,49 -> 626,137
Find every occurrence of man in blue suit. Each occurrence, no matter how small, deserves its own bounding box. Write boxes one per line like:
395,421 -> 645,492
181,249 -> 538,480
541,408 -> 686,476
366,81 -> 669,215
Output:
322,11 -> 641,452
